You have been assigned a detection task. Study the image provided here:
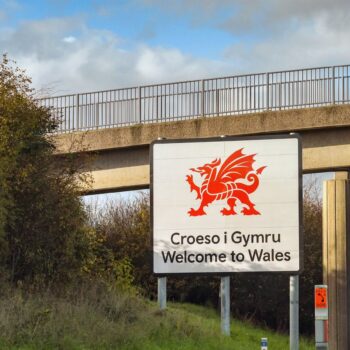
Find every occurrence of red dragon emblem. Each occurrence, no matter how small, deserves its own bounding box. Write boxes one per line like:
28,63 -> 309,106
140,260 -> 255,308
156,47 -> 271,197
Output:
186,148 -> 266,216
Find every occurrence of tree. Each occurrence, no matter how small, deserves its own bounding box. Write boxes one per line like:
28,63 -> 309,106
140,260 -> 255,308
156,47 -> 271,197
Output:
0,55 -> 91,286
89,194 -> 155,295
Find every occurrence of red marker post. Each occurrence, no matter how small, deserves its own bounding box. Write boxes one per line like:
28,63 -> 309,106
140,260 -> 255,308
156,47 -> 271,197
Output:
315,285 -> 328,349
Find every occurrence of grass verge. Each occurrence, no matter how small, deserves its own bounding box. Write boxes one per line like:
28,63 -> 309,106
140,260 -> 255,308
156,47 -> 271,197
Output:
0,285 -> 314,350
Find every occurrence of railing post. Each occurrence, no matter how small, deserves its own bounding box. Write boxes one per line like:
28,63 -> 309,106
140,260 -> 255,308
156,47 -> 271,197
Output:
96,103 -> 99,129
75,94 -> 79,130
201,79 -> 205,117
138,86 -> 142,123
332,66 -> 336,104
216,89 -> 220,115
342,69 -> 345,103
279,83 -> 282,110
266,73 -> 270,110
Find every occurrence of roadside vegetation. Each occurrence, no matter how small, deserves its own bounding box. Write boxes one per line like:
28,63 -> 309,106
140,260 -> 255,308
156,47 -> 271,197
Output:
89,182 -> 322,335
0,56 -> 321,348
0,283 -> 314,350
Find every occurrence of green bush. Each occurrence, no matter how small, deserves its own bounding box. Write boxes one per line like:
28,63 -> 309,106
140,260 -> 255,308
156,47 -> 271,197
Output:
88,193 -> 155,295
0,55 -> 92,287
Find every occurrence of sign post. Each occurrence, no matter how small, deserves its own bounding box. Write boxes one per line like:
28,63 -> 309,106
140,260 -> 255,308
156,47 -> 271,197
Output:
221,276 -> 230,335
290,275 -> 299,350
151,135 -> 302,336
158,277 -> 167,310
315,285 -> 328,349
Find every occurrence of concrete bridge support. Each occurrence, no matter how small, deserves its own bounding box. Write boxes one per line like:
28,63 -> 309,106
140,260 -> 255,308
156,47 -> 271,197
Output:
323,172 -> 350,350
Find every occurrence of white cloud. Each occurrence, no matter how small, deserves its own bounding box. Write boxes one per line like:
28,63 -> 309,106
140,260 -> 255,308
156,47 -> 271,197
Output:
224,14 -> 350,73
1,0 -> 350,97
139,0 -> 350,72
135,46 -> 225,82
0,17 -> 231,95
139,0 -> 350,33
62,36 -> 76,43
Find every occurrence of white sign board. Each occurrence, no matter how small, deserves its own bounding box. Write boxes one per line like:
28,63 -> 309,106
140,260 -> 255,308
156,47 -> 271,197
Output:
151,135 -> 302,275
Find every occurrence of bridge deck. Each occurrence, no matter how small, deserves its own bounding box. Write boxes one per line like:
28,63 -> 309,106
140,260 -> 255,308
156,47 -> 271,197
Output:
41,64 -> 350,134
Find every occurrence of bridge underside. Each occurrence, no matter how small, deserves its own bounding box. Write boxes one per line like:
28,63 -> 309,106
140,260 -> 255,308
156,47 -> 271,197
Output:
54,105 -> 350,194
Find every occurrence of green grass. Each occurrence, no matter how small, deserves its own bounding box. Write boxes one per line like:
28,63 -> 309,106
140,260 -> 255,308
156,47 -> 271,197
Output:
164,303 -> 313,350
0,286 -> 314,350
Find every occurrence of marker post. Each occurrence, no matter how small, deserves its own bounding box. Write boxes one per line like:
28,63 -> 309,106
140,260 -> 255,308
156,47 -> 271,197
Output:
315,285 -> 328,349
261,337 -> 268,350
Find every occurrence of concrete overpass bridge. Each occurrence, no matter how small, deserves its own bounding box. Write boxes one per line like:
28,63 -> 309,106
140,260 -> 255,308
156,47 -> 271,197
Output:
43,64 -> 350,349
54,104 -> 350,193
42,64 -> 350,193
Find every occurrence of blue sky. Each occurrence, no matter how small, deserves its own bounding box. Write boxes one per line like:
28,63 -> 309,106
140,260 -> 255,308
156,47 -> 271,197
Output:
1,0 -> 236,59
2,0 -> 350,95
0,0 -> 346,204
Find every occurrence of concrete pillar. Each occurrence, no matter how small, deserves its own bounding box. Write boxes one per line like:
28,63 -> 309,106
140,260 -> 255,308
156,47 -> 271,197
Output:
323,174 -> 350,350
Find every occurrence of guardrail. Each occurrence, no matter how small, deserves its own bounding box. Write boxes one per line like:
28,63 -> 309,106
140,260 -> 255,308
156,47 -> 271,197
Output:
38,64 -> 350,133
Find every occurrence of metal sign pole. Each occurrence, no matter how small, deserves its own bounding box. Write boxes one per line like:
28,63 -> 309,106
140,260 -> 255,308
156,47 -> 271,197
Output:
158,277 -> 167,310
221,276 -> 230,336
290,275 -> 299,350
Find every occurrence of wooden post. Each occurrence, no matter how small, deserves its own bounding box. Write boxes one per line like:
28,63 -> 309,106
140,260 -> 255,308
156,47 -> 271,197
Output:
323,173 -> 350,350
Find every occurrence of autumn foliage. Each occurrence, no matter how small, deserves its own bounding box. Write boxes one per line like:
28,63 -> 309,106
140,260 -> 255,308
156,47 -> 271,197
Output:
0,55 -> 90,286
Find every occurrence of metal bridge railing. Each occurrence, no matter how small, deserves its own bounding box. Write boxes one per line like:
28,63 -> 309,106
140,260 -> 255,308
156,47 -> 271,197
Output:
37,64 -> 350,133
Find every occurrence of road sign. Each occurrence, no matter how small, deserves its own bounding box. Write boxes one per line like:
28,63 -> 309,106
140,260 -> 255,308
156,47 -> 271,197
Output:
151,135 -> 302,275
315,287 -> 328,309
